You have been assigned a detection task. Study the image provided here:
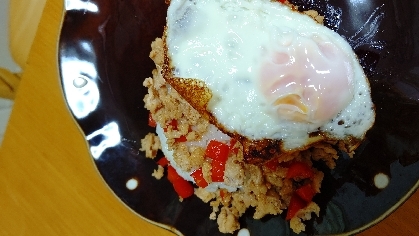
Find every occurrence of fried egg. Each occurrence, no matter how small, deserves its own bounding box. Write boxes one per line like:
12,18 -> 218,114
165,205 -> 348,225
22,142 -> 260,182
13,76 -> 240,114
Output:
164,0 -> 375,151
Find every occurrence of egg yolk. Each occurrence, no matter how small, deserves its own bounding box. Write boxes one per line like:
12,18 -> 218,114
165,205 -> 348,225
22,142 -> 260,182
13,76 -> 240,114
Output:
259,33 -> 355,126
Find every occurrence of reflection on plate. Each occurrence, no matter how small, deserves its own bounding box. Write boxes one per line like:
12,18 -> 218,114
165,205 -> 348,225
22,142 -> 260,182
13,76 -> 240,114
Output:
58,0 -> 419,235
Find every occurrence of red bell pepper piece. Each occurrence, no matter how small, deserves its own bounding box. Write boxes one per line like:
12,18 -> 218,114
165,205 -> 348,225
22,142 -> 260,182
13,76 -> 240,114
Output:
164,119 -> 178,132
206,140 -> 229,162
157,157 -> 169,167
286,161 -> 314,179
172,177 -> 194,199
286,193 -> 307,220
167,166 -> 181,184
229,139 -> 237,148
168,119 -> 178,129
191,168 -> 208,188
175,135 -> 187,142
264,158 -> 280,171
167,166 -> 194,198
205,140 -> 229,182
229,139 -> 239,155
148,113 -> 157,127
295,184 -> 316,203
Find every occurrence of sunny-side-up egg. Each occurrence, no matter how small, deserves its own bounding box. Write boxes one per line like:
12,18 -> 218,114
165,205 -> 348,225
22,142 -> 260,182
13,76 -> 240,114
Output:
164,0 -> 375,151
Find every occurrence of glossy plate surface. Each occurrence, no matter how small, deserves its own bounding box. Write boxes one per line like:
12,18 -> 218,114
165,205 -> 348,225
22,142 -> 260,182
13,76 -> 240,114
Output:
58,0 -> 419,235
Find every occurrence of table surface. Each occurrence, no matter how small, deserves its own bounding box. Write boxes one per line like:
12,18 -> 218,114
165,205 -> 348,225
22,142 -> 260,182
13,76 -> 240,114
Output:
1,0 -> 419,235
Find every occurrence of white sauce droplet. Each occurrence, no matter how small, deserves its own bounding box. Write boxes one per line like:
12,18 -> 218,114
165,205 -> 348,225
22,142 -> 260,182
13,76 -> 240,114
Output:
238,228 -> 250,236
374,172 -> 389,189
126,178 -> 139,190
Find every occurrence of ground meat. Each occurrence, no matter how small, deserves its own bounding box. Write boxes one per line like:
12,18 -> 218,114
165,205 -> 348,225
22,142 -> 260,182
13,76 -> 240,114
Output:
311,142 -> 339,169
140,133 -> 161,159
290,202 -> 321,233
195,188 -> 216,203
142,36 -> 341,234
304,9 -> 325,24
152,165 -> 165,180
141,3 -> 355,231
217,207 -> 241,233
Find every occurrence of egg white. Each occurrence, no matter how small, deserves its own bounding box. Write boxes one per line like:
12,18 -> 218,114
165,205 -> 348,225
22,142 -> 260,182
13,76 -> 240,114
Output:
166,0 -> 375,150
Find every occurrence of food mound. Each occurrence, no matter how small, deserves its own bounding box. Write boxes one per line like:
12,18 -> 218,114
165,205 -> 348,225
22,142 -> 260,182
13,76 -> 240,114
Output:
141,0 -> 375,234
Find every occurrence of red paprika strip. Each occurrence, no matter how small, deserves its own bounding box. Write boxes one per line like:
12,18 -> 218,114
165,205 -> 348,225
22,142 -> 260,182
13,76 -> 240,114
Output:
229,139 -> 237,147
264,158 -> 280,171
295,184 -> 316,203
190,168 -> 208,188
175,135 -> 187,142
157,157 -> 169,167
167,166 -> 194,198
286,193 -> 307,220
286,161 -> 314,179
164,119 -> 178,132
148,113 -> 157,127
206,140 -> 229,162
205,140 -> 230,182
229,139 -> 239,154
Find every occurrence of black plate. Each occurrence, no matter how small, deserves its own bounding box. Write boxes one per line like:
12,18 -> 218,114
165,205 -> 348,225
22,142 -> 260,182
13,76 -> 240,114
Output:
58,0 -> 419,235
